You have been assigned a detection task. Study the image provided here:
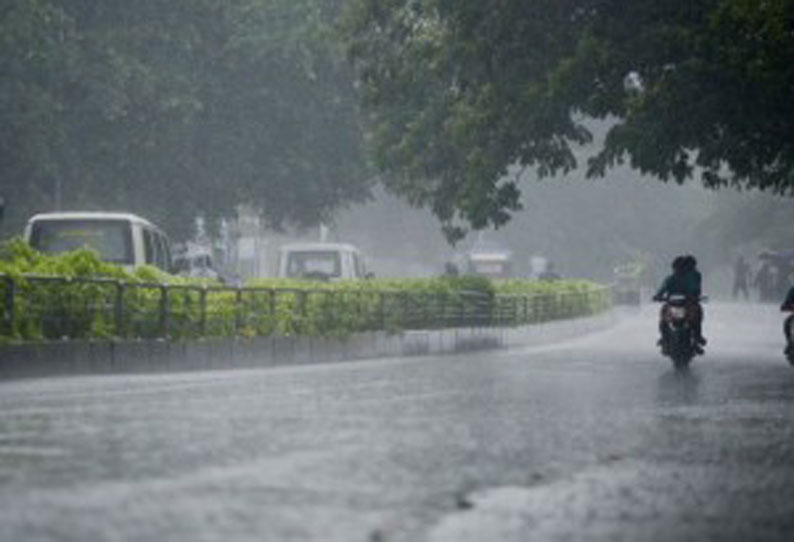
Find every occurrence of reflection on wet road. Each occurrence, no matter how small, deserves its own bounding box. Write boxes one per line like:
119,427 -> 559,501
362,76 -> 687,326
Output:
1,302 -> 793,541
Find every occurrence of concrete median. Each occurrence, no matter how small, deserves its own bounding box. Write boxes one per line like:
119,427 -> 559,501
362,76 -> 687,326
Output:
0,311 -> 615,380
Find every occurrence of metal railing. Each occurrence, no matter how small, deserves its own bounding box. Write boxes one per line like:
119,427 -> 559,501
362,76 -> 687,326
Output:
0,273 -> 611,341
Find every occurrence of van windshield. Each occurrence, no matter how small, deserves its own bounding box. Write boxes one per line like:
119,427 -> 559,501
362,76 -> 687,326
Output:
285,251 -> 341,279
30,219 -> 134,264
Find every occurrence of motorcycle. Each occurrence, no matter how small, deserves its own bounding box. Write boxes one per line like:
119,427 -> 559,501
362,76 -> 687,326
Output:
655,294 -> 705,369
783,307 -> 794,365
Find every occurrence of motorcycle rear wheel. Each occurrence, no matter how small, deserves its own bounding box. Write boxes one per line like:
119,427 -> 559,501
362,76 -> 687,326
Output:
668,329 -> 693,369
672,352 -> 693,369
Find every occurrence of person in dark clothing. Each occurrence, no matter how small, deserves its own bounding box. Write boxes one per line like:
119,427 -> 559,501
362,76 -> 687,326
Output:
539,262 -> 561,281
682,255 -> 705,348
781,285 -> 794,355
732,256 -> 751,300
653,255 -> 706,352
755,262 -> 774,302
443,262 -> 459,277
683,255 -> 702,297
653,256 -> 701,299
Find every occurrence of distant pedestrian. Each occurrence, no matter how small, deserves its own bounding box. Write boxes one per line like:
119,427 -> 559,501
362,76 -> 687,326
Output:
755,262 -> 774,302
539,262 -> 561,281
732,255 -> 751,300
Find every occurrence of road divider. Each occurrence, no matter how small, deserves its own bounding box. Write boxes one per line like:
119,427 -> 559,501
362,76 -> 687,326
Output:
1,243 -> 614,378
0,311 -> 615,380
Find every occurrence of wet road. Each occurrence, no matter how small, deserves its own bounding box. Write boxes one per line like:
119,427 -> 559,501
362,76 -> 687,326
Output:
1,302 -> 793,542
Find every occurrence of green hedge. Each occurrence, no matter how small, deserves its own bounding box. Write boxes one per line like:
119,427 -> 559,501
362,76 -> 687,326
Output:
0,239 -> 611,342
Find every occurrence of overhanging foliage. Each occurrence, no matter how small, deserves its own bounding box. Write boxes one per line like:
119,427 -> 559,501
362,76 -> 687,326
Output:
343,0 -> 794,241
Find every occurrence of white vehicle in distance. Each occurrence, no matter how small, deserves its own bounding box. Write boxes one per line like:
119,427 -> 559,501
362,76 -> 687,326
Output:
277,242 -> 370,281
173,249 -> 219,280
465,244 -> 514,279
25,211 -> 173,272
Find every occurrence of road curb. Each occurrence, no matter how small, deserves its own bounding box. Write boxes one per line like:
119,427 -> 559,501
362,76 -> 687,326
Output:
0,311 -> 615,380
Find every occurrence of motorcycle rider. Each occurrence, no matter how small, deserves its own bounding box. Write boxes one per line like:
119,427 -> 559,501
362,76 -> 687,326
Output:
781,283 -> 794,355
653,255 -> 706,354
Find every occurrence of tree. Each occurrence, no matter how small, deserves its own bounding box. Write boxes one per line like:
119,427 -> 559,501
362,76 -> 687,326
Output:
343,0 -> 794,241
0,0 -> 82,230
0,0 -> 371,239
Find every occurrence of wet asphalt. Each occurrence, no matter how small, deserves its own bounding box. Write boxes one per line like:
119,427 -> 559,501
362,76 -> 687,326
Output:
0,302 -> 793,542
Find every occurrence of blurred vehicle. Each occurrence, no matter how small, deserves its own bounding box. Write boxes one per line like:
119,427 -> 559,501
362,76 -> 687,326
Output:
613,262 -> 643,305
465,242 -> 513,279
277,242 -> 370,281
25,211 -> 173,272
172,242 -> 243,285
173,249 -> 220,280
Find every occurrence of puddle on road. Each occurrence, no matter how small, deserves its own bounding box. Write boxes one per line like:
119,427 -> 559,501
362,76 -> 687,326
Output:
423,461 -> 741,542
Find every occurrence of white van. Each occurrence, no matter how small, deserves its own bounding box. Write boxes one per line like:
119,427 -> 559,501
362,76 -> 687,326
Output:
25,211 -> 173,272
277,242 -> 369,281
466,245 -> 514,279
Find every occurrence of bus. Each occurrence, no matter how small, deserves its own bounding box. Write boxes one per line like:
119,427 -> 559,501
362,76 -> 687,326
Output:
25,211 -> 173,272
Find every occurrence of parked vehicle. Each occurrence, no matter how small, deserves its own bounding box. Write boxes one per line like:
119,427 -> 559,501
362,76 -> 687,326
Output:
656,294 -> 706,368
173,249 -> 219,280
613,263 -> 643,306
25,211 -> 173,272
465,242 -> 513,279
172,247 -> 241,285
277,242 -> 369,281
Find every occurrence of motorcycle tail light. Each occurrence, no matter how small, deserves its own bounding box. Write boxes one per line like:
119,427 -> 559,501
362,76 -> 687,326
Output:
670,307 -> 686,318
669,306 -> 686,319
